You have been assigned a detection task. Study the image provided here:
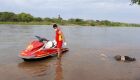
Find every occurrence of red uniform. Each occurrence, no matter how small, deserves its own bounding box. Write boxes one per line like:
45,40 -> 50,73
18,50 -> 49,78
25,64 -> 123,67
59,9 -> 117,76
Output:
55,29 -> 63,48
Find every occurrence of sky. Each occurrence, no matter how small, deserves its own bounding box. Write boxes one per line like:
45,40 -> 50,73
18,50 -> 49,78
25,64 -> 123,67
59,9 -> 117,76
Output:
0,0 -> 140,23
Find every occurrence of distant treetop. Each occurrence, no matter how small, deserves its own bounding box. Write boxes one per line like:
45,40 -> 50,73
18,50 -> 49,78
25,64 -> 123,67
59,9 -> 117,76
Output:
131,0 -> 140,5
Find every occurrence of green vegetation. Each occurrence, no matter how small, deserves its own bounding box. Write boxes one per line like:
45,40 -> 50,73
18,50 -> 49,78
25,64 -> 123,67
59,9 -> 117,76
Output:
0,12 -> 140,27
131,0 -> 140,5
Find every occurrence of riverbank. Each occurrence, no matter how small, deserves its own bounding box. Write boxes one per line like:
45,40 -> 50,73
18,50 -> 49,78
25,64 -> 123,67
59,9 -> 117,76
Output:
0,12 -> 140,27
0,22 -> 51,25
0,21 -> 140,27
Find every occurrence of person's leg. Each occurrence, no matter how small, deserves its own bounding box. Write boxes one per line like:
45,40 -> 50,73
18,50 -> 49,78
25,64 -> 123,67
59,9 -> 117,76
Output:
57,48 -> 61,58
57,41 -> 63,58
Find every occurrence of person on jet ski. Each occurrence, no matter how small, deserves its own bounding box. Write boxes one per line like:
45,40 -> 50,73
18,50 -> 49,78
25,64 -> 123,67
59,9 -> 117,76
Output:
53,24 -> 66,58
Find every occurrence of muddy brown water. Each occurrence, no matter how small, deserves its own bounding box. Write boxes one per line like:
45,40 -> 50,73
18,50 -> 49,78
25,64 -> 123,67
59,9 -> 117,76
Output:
0,25 -> 140,80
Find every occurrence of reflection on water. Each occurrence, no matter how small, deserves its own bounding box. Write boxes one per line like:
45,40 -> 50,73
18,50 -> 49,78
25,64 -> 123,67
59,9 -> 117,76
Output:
18,60 -> 49,77
55,58 -> 63,80
18,56 -> 64,80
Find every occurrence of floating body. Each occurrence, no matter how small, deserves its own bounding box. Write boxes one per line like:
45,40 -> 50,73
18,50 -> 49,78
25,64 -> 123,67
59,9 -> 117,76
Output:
114,55 -> 136,62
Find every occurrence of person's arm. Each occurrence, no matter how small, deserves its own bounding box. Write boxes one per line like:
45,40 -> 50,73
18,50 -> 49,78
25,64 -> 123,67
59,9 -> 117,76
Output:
60,30 -> 67,46
63,33 -> 67,46
62,32 -> 66,42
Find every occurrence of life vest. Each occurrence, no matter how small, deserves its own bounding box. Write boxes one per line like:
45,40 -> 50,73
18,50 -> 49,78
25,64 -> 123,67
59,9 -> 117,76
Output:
55,29 -> 63,42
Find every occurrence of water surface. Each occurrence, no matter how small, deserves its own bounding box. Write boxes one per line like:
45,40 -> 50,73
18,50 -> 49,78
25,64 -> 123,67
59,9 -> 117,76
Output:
0,25 -> 140,80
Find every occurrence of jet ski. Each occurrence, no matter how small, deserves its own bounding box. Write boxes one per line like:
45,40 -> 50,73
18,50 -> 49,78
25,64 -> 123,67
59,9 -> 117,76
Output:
19,36 -> 69,61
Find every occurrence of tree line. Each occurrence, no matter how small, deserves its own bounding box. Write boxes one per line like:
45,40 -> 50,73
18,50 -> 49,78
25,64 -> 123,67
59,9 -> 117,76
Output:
0,12 -> 140,27
0,12 -> 42,22
0,12 -> 65,23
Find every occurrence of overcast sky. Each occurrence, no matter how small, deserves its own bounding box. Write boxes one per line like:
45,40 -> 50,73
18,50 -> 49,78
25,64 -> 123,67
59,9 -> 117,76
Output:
0,0 -> 140,23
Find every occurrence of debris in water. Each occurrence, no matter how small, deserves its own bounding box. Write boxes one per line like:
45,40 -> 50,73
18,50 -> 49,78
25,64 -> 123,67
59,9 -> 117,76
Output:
114,55 -> 136,62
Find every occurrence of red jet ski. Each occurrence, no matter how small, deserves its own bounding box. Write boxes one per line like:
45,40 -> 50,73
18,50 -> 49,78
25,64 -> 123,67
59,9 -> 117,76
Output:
19,36 -> 69,61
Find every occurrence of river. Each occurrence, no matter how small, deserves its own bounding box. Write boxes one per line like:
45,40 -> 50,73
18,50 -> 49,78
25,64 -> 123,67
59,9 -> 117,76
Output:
0,25 -> 140,80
